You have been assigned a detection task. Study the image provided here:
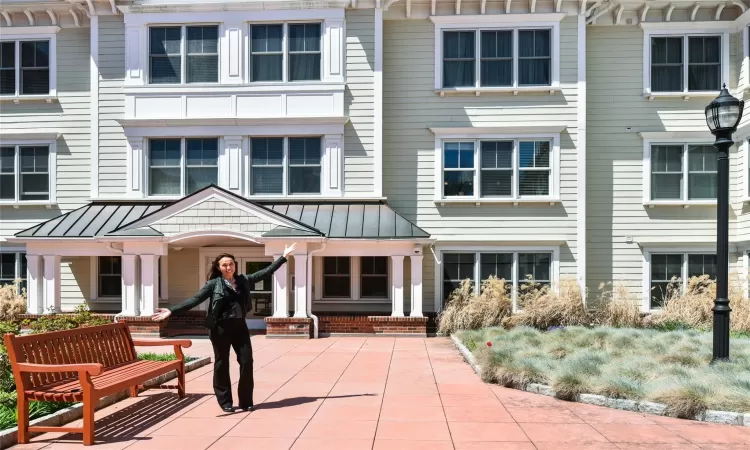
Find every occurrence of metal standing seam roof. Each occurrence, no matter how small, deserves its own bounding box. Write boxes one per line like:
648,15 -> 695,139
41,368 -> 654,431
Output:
14,200 -> 430,240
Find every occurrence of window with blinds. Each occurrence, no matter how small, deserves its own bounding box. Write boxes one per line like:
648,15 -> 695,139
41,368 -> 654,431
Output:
149,25 -> 219,84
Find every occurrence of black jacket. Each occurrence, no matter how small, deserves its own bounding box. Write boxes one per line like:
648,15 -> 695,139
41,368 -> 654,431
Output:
168,256 -> 287,327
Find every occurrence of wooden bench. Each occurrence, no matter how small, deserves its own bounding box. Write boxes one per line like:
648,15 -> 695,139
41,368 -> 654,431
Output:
3,322 -> 192,446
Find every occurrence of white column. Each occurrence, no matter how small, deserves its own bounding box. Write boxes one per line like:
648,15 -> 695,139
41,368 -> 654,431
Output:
42,255 -> 61,314
272,254 -> 288,317
160,254 -> 169,301
293,254 -> 308,318
25,255 -> 43,314
391,255 -> 404,317
121,254 -> 140,316
139,255 -> 158,316
410,255 -> 423,317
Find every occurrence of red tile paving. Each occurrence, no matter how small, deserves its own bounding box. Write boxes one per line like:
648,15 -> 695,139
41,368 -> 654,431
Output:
11,336 -> 750,450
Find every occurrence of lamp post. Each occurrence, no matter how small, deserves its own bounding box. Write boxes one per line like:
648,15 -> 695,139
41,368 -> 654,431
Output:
705,84 -> 744,362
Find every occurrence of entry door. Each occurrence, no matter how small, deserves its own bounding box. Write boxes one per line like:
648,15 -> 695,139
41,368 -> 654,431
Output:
241,259 -> 273,328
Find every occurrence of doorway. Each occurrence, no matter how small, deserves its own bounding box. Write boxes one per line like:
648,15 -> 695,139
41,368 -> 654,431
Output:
241,259 -> 273,329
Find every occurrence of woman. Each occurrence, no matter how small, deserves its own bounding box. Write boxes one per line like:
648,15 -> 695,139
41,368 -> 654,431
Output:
151,242 -> 297,412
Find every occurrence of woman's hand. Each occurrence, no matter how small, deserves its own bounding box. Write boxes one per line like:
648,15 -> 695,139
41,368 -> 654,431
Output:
151,308 -> 172,322
283,242 -> 298,258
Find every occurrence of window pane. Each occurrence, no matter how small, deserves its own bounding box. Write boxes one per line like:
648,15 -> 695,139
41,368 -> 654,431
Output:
19,146 -> 49,201
652,145 -> 683,172
0,42 -> 15,95
288,167 -> 320,194
443,31 -> 475,88
444,31 -> 475,59
687,145 -> 717,201
688,36 -> 721,91
651,145 -> 684,200
361,256 -> 388,298
150,168 -> 181,195
652,174 -> 683,200
0,253 -> 15,283
186,167 -> 216,194
518,253 -> 551,282
288,24 -> 321,82
149,139 -> 181,195
289,137 -> 321,165
289,23 -> 321,52
688,254 -> 717,279
323,256 -> 350,298
20,41 -> 48,67
0,147 -> 14,200
150,139 -> 181,167
251,138 -> 283,195
443,253 -> 475,303
150,27 -> 181,55
519,141 -> 551,168
480,253 -> 513,282
288,137 -> 321,194
187,55 -> 218,83
481,141 -> 513,196
651,253 -> 683,308
186,26 -> 218,54
651,37 -> 683,92
150,27 -> 181,84
289,54 -> 321,82
252,55 -> 283,81
480,31 -> 512,87
250,25 -> 283,82
186,138 -> 218,166
518,30 -> 551,86
99,256 -> 122,297
361,256 -> 388,275
251,25 -> 283,52
21,41 -> 50,94
481,170 -> 512,197
444,171 -> 474,196
252,167 -> 283,194
444,61 -> 475,88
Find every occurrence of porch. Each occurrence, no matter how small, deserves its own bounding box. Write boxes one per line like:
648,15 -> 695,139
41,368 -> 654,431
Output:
11,186 -> 432,338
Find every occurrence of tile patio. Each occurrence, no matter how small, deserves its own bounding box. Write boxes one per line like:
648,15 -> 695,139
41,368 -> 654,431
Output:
10,336 -> 750,450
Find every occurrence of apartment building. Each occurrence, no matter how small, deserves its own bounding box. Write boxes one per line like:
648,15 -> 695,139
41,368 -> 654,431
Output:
0,0 -> 747,336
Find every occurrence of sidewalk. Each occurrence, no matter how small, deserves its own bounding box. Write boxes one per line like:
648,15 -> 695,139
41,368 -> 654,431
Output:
12,336 -> 750,449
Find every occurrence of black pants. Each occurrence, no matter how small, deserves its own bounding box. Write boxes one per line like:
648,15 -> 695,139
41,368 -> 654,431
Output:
209,318 -> 254,408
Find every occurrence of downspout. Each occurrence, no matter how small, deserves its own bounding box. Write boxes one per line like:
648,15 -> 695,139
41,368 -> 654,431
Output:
307,241 -> 327,338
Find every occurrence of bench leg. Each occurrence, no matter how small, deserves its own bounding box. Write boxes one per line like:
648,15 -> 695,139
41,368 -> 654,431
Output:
130,386 -> 138,398
17,394 -> 29,444
177,366 -> 186,399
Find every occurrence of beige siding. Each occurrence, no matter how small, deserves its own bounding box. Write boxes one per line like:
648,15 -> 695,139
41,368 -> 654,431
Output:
167,248 -> 201,303
586,26 -> 742,302
0,27 -> 91,239
98,16 -> 127,196
383,17 -> 581,311
344,9 -> 375,194
151,200 -> 276,235
61,256 -> 91,312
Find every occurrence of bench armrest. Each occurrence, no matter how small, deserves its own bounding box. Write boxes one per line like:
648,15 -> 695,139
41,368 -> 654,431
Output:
132,339 -> 192,348
17,362 -> 103,376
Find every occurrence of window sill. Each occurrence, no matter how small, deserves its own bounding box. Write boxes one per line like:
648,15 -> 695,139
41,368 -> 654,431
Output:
125,82 -> 345,94
643,91 -> 720,101
435,198 -> 561,206
0,201 -> 56,209
435,86 -> 561,97
0,95 -> 57,104
643,201 -> 717,208
315,299 -> 392,304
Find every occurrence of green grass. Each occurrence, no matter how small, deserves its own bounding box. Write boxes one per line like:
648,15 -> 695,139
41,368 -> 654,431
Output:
460,326 -> 750,418
137,352 -> 196,362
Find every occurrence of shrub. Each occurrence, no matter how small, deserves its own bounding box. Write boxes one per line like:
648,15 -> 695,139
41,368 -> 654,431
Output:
437,277 -> 512,335
506,279 -> 590,330
0,282 -> 25,321
593,282 -> 643,328
26,304 -> 109,334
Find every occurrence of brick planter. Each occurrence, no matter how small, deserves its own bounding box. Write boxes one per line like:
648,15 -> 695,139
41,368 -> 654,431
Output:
265,317 -> 314,338
18,311 -> 211,337
317,315 -> 428,337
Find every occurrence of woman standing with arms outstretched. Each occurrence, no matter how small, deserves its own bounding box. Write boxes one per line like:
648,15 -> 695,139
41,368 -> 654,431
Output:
151,243 -> 297,412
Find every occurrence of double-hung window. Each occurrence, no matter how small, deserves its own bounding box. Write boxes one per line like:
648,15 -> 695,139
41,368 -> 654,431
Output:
440,27 -> 553,89
0,39 -> 52,96
323,256 -> 351,298
249,22 -> 322,82
648,144 -> 717,202
441,250 -> 554,309
648,252 -> 716,309
441,138 -> 555,200
649,34 -> 722,94
249,137 -> 322,196
0,252 -> 26,293
98,256 -> 122,298
149,25 -> 219,84
360,257 -> 389,299
0,144 -> 53,203
148,138 -> 219,196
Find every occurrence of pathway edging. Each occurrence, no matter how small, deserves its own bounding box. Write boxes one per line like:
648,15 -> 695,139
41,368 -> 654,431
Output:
0,356 -> 211,449
450,334 -> 749,427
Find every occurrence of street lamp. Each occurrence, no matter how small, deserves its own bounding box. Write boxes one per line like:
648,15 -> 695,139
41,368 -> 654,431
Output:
705,84 -> 744,362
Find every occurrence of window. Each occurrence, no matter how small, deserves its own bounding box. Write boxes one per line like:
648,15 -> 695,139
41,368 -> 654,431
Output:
441,138 -> 554,200
249,22 -> 321,82
0,145 -> 52,203
648,144 -> 717,202
323,257 -> 350,298
149,25 -> 219,84
440,27 -> 552,89
98,256 -> 122,297
148,138 -> 218,196
0,39 -> 52,96
249,137 -> 321,196
441,250 -> 554,307
0,252 -> 26,293
649,35 -> 722,93
361,257 -> 388,298
648,252 -> 716,309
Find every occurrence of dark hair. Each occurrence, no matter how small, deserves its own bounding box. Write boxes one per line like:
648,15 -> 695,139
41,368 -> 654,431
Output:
208,253 -> 237,280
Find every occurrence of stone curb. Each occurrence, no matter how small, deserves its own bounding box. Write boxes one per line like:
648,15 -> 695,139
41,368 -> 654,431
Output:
450,334 -> 748,427
0,355 -> 212,449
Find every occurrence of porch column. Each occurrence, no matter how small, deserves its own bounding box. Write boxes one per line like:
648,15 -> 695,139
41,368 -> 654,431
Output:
120,254 -> 140,316
391,255 -> 404,317
410,255 -> 423,317
272,254 -> 288,317
293,254 -> 308,318
25,255 -> 43,314
42,255 -> 61,314
139,255 -> 158,316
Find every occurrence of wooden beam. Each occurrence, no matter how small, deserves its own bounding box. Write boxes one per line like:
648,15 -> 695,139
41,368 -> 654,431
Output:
108,0 -> 118,14
615,4 -> 624,24
733,1 -> 747,12
24,9 -> 34,26
70,8 -> 80,27
715,3 -> 725,20
85,0 -> 96,16
431,0 -> 436,15
46,9 -> 57,25
456,0 -> 461,14
586,0 -> 601,16
581,0 -> 587,14
406,0 -> 411,16
690,2 -> 701,20
556,0 -> 564,13
481,0 -> 487,14
665,3 -> 675,21
0,11 -> 11,27
640,3 -> 650,22
506,0 -> 512,14
531,0 -> 537,13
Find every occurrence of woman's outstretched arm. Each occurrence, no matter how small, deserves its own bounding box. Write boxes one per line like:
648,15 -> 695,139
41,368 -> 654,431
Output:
244,242 -> 298,283
152,280 -> 214,322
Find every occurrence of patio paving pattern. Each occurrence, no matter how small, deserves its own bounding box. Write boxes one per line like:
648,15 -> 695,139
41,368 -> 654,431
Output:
11,336 -> 750,449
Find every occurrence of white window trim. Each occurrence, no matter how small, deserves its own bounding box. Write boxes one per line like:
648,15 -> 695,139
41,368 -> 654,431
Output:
147,23 -> 222,86
246,136 -> 323,197
246,21 -> 323,84
434,133 -> 561,204
0,251 -> 26,293
144,137 -> 221,199
432,14 -> 562,95
743,139 -> 750,203
0,139 -> 57,206
315,256 -> 391,304
642,137 -> 718,207
642,28 -> 730,100
433,245 -> 560,313
642,247 -> 716,312
0,28 -> 58,102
